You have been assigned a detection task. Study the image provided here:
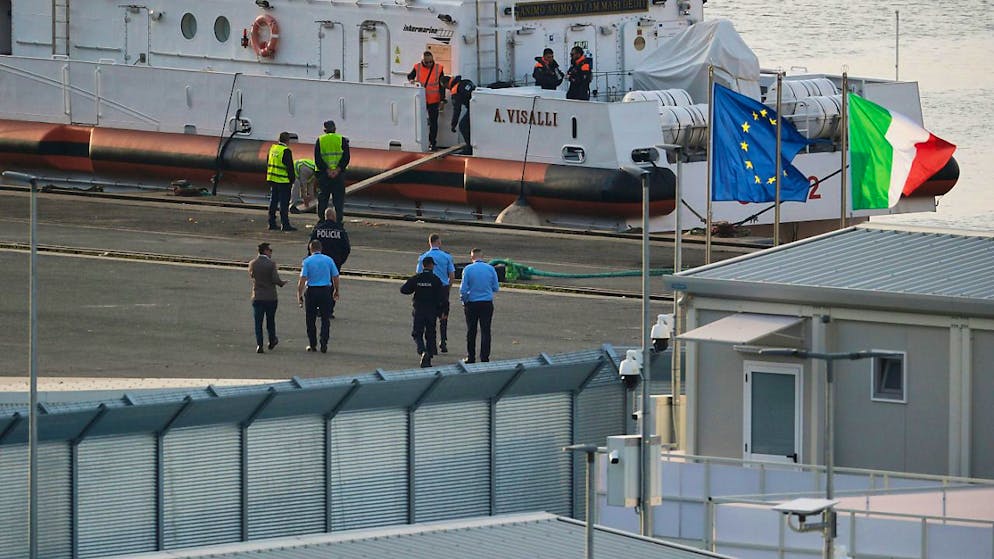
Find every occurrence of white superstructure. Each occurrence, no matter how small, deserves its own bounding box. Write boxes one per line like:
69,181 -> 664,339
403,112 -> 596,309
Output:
0,0 -> 956,234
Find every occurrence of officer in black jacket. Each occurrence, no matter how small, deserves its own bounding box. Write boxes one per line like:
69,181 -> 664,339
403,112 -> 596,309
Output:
308,207 -> 351,317
400,256 -> 444,367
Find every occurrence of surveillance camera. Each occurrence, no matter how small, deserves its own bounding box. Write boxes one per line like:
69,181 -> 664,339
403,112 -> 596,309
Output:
650,314 -> 673,352
618,349 -> 642,378
608,450 -> 620,464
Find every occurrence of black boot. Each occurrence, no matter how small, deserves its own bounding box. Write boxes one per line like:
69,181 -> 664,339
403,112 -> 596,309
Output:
439,319 -> 448,353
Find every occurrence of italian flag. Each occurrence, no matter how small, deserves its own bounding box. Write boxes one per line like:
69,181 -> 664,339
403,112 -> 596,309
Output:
848,93 -> 956,210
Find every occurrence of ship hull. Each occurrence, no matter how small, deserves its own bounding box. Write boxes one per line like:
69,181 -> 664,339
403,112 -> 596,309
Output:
0,120 -> 678,218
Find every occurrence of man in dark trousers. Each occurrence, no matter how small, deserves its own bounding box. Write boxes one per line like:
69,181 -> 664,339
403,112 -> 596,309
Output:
416,233 -> 456,353
267,132 -> 297,231
297,239 -> 340,353
446,75 -> 475,155
400,256 -> 444,367
566,46 -> 592,101
533,48 -> 564,90
459,247 -> 499,363
407,50 -> 446,150
308,207 -> 351,318
314,120 -> 350,223
248,242 -> 287,353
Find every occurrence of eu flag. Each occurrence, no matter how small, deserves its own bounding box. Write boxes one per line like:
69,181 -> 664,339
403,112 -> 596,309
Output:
711,84 -> 812,203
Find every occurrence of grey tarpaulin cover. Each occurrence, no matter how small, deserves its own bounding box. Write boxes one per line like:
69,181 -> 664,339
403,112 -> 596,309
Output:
631,19 -> 761,103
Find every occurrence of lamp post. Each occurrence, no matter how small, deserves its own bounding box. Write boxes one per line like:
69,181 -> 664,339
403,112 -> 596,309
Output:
2,170 -> 40,559
656,143 -> 683,448
563,444 -> 603,559
621,151 -> 655,536
757,348 -> 903,559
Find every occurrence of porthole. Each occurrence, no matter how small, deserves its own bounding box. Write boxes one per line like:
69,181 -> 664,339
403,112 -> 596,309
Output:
214,16 -> 231,42
181,13 -> 197,40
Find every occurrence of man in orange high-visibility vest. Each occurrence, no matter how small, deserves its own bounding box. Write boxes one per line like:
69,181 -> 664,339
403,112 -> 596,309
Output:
407,51 -> 447,150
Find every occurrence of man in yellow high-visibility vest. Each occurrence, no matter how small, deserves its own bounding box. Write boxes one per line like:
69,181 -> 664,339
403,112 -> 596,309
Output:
314,120 -> 351,224
267,131 -> 297,231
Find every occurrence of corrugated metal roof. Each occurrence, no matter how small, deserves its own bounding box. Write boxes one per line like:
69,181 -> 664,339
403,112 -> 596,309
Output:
666,225 -> 994,317
114,513 -> 732,559
0,347 -> 639,446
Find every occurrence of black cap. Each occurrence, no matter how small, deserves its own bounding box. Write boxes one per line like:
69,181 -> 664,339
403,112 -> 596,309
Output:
323,120 -> 335,132
258,242 -> 271,253
421,256 -> 435,266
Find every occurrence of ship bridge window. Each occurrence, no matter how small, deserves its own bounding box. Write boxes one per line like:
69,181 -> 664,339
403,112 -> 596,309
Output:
214,16 -> 230,42
181,13 -> 198,40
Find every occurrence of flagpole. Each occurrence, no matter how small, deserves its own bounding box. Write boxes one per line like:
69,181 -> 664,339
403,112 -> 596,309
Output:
705,65 -> 714,264
774,70 -> 783,246
840,70 -> 849,230
895,10 -> 900,81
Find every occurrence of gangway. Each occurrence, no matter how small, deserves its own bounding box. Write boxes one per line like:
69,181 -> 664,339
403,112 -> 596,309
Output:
345,145 -> 466,196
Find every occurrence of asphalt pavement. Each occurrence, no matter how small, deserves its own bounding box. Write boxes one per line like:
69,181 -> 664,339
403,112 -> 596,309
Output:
0,190 -> 751,380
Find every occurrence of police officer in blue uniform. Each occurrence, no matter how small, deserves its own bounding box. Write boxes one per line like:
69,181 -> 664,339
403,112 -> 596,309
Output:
417,233 -> 456,353
309,207 -> 351,318
459,247 -> 500,363
297,239 -> 340,353
401,256 -> 444,367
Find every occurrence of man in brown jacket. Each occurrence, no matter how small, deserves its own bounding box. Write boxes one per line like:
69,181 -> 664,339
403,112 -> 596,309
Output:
249,242 -> 287,353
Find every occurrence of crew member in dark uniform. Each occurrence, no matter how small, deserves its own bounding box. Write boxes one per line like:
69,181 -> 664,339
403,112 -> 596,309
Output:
314,120 -> 350,224
308,207 -> 351,318
533,48 -> 564,90
400,256 -> 444,367
566,46 -> 592,101
446,75 -> 475,155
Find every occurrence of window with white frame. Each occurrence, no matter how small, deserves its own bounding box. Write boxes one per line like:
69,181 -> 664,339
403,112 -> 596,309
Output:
871,351 -> 906,403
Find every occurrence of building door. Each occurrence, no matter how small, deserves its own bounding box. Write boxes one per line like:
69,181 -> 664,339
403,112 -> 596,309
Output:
0,0 -> 12,55
318,21 -> 345,80
743,361 -> 802,463
564,24 -> 597,96
124,6 -> 149,65
359,21 -> 389,83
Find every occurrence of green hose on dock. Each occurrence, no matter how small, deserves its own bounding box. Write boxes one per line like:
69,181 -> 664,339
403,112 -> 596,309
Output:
488,258 -> 672,281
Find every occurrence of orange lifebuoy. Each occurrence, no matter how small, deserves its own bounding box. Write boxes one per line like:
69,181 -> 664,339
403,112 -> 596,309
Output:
250,14 -> 279,58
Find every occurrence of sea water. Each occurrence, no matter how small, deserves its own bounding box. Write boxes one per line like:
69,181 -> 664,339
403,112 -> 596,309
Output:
707,0 -> 994,231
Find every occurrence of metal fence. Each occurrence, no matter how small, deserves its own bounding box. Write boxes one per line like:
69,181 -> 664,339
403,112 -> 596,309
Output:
0,347 -> 630,559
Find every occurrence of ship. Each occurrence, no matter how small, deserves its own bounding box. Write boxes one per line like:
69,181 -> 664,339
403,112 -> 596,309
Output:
0,0 -> 959,234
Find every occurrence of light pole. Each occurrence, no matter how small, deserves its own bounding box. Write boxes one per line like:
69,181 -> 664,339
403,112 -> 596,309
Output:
563,444 -> 603,559
621,149 -> 656,536
656,143 -> 683,448
758,348 -> 902,559
2,170 -> 40,559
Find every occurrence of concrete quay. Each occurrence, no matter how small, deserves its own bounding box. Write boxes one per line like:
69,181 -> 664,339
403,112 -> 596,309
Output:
0,190 -> 751,382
